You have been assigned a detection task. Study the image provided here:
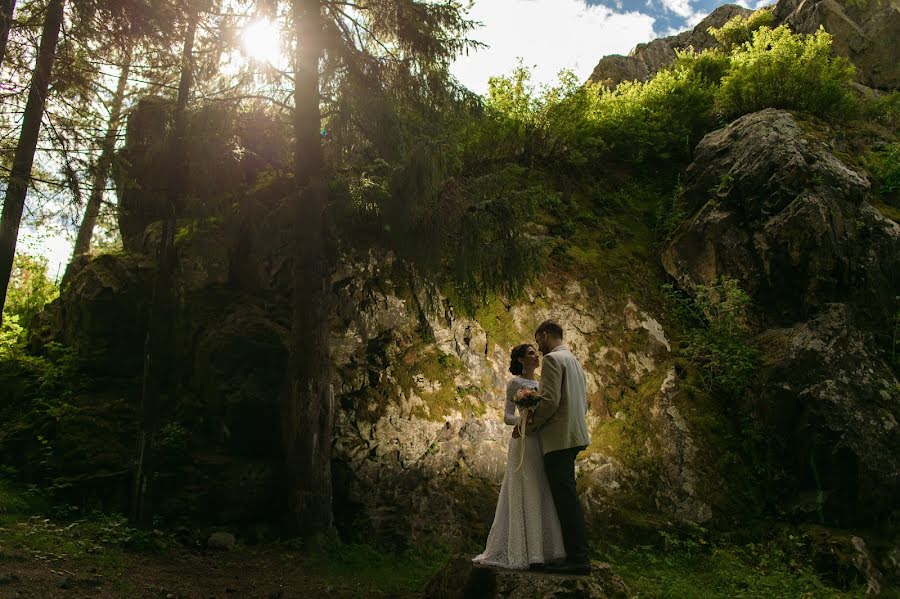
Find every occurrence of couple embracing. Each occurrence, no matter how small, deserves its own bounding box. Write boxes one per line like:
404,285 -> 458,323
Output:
473,320 -> 592,575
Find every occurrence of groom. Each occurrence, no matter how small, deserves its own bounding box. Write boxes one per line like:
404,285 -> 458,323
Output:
527,320 -> 592,575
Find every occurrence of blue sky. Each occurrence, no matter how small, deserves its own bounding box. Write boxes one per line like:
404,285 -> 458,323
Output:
451,0 -> 764,95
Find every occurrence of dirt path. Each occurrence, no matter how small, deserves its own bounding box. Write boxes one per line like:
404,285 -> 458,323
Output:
0,547 -> 417,599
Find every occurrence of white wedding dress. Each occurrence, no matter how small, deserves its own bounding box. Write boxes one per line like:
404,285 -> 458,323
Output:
473,376 -> 567,569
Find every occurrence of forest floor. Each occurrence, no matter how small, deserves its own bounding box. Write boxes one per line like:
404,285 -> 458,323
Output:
0,482 -> 887,599
0,518 -> 887,599
0,544 -> 349,599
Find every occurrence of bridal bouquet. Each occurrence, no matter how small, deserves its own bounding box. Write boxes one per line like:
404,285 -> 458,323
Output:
514,388 -> 542,409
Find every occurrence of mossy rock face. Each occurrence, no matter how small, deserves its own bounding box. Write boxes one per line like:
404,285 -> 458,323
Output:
753,304 -> 899,529
116,99 -> 287,254
663,109 -> 898,325
190,298 -> 289,458
33,252 -> 155,377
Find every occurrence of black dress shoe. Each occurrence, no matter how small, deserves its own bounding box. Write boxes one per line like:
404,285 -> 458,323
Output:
528,562 -> 545,571
545,561 -> 591,575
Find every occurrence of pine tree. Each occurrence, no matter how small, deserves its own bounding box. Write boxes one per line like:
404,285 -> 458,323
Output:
280,0 -> 521,540
62,41 -> 132,283
0,0 -> 64,323
131,1 -> 199,528
0,0 -> 14,67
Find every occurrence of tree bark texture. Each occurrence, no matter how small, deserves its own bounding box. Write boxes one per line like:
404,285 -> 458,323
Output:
131,11 -> 195,528
0,0 -> 63,321
66,42 -> 133,274
0,0 -> 15,67
282,0 -> 335,539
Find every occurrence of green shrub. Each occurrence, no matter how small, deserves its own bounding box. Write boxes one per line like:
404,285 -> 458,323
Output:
665,277 -> 760,395
871,142 -> 900,195
716,26 -> 857,121
707,8 -> 775,51
1,254 -> 58,354
591,50 -> 728,163
479,66 -> 604,168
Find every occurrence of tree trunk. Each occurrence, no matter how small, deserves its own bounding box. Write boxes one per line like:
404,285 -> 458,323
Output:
282,0 -> 334,540
62,43 -> 132,285
0,0 -> 15,67
130,10 -> 195,528
0,0 -> 63,322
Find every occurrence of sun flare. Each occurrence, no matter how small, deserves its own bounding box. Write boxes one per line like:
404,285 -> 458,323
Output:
242,19 -> 281,64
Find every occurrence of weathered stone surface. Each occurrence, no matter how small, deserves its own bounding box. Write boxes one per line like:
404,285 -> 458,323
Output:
649,369 -> 712,524
661,108 -> 900,530
662,109 -> 899,324
191,299 -> 289,457
116,96 -> 171,253
587,55 -> 649,89
588,5 -> 752,89
774,0 -> 900,90
423,555 -> 628,599
755,304 -> 899,524
32,252 -> 155,376
207,531 -> 236,551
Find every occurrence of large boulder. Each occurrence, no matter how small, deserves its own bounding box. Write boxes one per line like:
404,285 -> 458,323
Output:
115,100 -> 288,253
774,0 -> 900,90
661,108 -> 900,530
662,108 -> 899,324
33,252 -> 155,376
754,304 -> 899,526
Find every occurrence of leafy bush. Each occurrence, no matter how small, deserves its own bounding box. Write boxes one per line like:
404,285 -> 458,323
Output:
716,26 -> 857,121
1,254 -> 58,355
871,142 -> 900,195
857,90 -> 900,130
478,65 -> 604,168
592,49 -> 728,164
665,277 -> 760,395
707,8 -> 775,51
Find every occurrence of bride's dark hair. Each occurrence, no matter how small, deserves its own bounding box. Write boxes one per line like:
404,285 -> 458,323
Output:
508,344 -> 533,375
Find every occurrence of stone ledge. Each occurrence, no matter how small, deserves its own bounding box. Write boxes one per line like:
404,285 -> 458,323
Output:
422,554 -> 628,599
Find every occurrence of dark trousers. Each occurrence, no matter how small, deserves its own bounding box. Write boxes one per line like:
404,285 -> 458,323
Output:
543,446 -> 589,564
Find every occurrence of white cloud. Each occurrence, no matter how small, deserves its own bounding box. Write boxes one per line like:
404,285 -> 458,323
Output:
658,0 -> 705,26
451,0 -> 657,95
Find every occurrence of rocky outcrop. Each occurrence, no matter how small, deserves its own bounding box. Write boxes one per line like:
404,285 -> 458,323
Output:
662,109 -> 898,324
423,555 -> 628,599
755,305 -> 899,523
590,0 -> 900,92
662,108 -> 900,528
588,5 -> 752,89
115,99 -> 287,253
32,253 -> 155,376
774,0 -> 900,89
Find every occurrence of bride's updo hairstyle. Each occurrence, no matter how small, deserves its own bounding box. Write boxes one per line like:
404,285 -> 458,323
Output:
509,344 -> 532,375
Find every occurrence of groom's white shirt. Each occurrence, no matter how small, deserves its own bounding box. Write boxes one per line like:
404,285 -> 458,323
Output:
528,344 -> 591,454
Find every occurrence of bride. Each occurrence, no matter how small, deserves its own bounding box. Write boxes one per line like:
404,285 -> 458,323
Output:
473,343 -> 566,570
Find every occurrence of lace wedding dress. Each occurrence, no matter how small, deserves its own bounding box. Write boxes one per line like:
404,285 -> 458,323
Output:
473,376 -> 567,569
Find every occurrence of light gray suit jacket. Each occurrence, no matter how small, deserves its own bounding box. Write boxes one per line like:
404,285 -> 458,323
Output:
527,345 -> 591,454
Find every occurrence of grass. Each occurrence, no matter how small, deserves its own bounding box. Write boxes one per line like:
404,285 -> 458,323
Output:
871,197 -> 900,222
602,541 -> 871,598
303,535 -> 454,596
